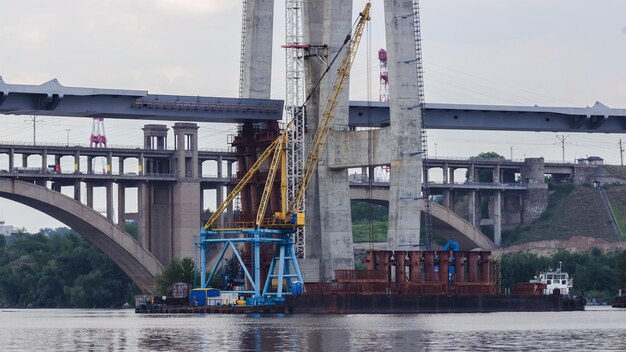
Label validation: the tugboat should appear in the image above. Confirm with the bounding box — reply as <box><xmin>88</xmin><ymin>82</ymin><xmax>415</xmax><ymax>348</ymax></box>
<box><xmin>530</xmin><ymin>263</ymin><xmax>574</xmax><ymax>296</ymax></box>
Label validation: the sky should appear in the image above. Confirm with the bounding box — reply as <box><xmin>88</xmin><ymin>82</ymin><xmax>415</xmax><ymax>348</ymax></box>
<box><xmin>1</xmin><ymin>0</ymin><xmax>626</xmax><ymax>231</ymax></box>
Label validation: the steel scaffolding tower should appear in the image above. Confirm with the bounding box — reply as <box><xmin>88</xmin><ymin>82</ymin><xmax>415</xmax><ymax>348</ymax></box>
<box><xmin>284</xmin><ymin>0</ymin><xmax>306</xmax><ymax>258</ymax></box>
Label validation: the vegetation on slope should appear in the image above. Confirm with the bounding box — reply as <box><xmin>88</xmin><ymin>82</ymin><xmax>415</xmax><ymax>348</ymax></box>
<box><xmin>503</xmin><ymin>183</ymin><xmax>614</xmax><ymax>246</ymax></box>
<box><xmin>603</xmin><ymin>184</ymin><xmax>626</xmax><ymax>239</ymax></box>
<box><xmin>351</xmin><ymin>201</ymin><xmax>388</xmax><ymax>243</ymax></box>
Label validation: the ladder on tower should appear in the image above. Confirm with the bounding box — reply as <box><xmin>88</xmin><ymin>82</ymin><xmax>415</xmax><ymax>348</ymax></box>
<box><xmin>412</xmin><ymin>0</ymin><xmax>433</xmax><ymax>246</ymax></box>
<box><xmin>238</xmin><ymin>0</ymin><xmax>249</xmax><ymax>99</ymax></box>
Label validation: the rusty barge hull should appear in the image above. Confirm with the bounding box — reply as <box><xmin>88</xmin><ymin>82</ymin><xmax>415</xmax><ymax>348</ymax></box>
<box><xmin>286</xmin><ymin>294</ymin><xmax>585</xmax><ymax>314</ymax></box>
<box><xmin>135</xmin><ymin>294</ymin><xmax>584</xmax><ymax>314</ymax></box>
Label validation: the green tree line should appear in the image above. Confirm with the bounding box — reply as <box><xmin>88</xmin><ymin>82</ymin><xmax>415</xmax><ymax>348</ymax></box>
<box><xmin>0</xmin><ymin>228</ymin><xmax>138</xmax><ymax>308</ymax></box>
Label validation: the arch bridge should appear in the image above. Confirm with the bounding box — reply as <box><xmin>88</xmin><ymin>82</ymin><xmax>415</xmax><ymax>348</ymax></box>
<box><xmin>0</xmin><ymin>178</ymin><xmax>162</xmax><ymax>293</ymax></box>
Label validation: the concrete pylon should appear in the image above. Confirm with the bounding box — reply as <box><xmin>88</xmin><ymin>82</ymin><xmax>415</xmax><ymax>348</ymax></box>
<box><xmin>303</xmin><ymin>0</ymin><xmax>355</xmax><ymax>281</ymax></box>
<box><xmin>384</xmin><ymin>0</ymin><xmax>423</xmax><ymax>249</ymax></box>
<box><xmin>241</xmin><ymin>0</ymin><xmax>274</xmax><ymax>99</ymax></box>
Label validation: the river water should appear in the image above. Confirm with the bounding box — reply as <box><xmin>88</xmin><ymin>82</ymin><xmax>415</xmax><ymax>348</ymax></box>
<box><xmin>0</xmin><ymin>307</ymin><xmax>624</xmax><ymax>351</ymax></box>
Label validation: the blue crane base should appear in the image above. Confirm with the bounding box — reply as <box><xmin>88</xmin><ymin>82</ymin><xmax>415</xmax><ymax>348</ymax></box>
<box><xmin>196</xmin><ymin>227</ymin><xmax>304</xmax><ymax>306</ymax></box>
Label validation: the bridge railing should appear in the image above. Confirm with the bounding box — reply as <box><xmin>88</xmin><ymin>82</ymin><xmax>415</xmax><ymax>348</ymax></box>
<box><xmin>348</xmin><ymin>179</ymin><xmax>527</xmax><ymax>189</ymax></box>
<box><xmin>0</xmin><ymin>141</ymin><xmax>232</xmax><ymax>154</ymax></box>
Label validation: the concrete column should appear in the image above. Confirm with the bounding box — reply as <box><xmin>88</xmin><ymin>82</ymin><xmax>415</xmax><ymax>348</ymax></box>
<box><xmin>137</xmin><ymin>182</ymin><xmax>149</xmax><ymax>248</ymax></box>
<box><xmin>173</xmin><ymin>123</ymin><xmax>199</xmax><ymax>179</ymax></box>
<box><xmin>522</xmin><ymin>157</ymin><xmax>548</xmax><ymax>223</ymax></box>
<box><xmin>494</xmin><ymin>191</ymin><xmax>502</xmax><ymax>246</ymax></box>
<box><xmin>86</xmin><ymin>183</ymin><xmax>94</xmax><ymax>208</ymax></box>
<box><xmin>22</xmin><ymin>154</ymin><xmax>28</xmax><ymax>167</ymax></box>
<box><xmin>494</xmin><ymin>164</ymin><xmax>501</xmax><ymax>183</ymax></box>
<box><xmin>9</xmin><ymin>149</ymin><xmax>14</xmax><ymax>171</ymax></box>
<box><xmin>74</xmin><ymin>151</ymin><xmax>80</xmax><ymax>173</ymax></box>
<box><xmin>119</xmin><ymin>157</ymin><xmax>125</xmax><ymax>175</ymax></box>
<box><xmin>241</xmin><ymin>0</ymin><xmax>274</xmax><ymax>99</ymax></box>
<box><xmin>191</xmin><ymin>133</ymin><xmax>198</xmax><ymax>178</ymax></box>
<box><xmin>106</xmin><ymin>182</ymin><xmax>114</xmax><ymax>221</ymax></box>
<box><xmin>138</xmin><ymin>153</ymin><xmax>144</xmax><ymax>175</ymax></box>
<box><xmin>450</xmin><ymin>167</ymin><xmax>455</xmax><ymax>184</ymax></box>
<box><xmin>385</xmin><ymin>0</ymin><xmax>423</xmax><ymax>249</ymax></box>
<box><xmin>41</xmin><ymin>150</ymin><xmax>47</xmax><ymax>169</ymax></box>
<box><xmin>217</xmin><ymin>156</ymin><xmax>223</xmax><ymax>179</ymax></box>
<box><xmin>118</xmin><ymin>183</ymin><xmax>126</xmax><ymax>225</ymax></box>
<box><xmin>469</xmin><ymin>191</ymin><xmax>476</xmax><ymax>226</ymax></box>
<box><xmin>443</xmin><ymin>163</ymin><xmax>449</xmax><ymax>184</ymax></box>
<box><xmin>107</xmin><ymin>152</ymin><xmax>113</xmax><ymax>175</ymax></box>
<box><xmin>87</xmin><ymin>156</ymin><xmax>93</xmax><ymax>174</ymax></box>
<box><xmin>73</xmin><ymin>180</ymin><xmax>81</xmax><ymax>201</ymax></box>
<box><xmin>303</xmin><ymin>0</ymin><xmax>355</xmax><ymax>281</ymax></box>
<box><xmin>176</xmin><ymin>133</ymin><xmax>185</xmax><ymax>177</ymax></box>
<box><xmin>468</xmin><ymin>165</ymin><xmax>475</xmax><ymax>182</ymax></box>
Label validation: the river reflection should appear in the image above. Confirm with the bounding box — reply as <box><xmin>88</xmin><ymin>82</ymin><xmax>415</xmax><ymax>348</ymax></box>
<box><xmin>0</xmin><ymin>308</ymin><xmax>624</xmax><ymax>351</ymax></box>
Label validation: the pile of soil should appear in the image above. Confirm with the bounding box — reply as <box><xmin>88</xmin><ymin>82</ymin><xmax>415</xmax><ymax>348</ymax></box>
<box><xmin>496</xmin><ymin>235</ymin><xmax>626</xmax><ymax>256</ymax></box>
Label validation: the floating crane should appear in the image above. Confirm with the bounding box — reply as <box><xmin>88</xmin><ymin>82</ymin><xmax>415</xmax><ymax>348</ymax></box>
<box><xmin>196</xmin><ymin>2</ymin><xmax>371</xmax><ymax>306</ymax></box>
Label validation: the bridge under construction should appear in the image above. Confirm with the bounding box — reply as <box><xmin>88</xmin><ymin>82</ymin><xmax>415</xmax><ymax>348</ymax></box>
<box><xmin>2</xmin><ymin>0</ymin><xmax>626</xmax><ymax>294</ymax></box>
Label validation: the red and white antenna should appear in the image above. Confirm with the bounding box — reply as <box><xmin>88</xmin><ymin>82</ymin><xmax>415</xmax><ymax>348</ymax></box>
<box><xmin>89</xmin><ymin>117</ymin><xmax>107</xmax><ymax>174</ymax></box>
<box><xmin>378</xmin><ymin>48</ymin><xmax>389</xmax><ymax>102</ymax></box>
<box><xmin>90</xmin><ymin>117</ymin><xmax>107</xmax><ymax>147</ymax></box>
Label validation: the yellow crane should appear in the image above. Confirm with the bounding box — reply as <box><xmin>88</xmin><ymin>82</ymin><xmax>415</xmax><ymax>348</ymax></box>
<box><xmin>198</xmin><ymin>2</ymin><xmax>371</xmax><ymax>304</ymax></box>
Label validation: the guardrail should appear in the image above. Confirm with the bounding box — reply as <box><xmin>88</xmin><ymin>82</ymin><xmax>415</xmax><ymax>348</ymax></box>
<box><xmin>0</xmin><ymin>141</ymin><xmax>231</xmax><ymax>154</ymax></box>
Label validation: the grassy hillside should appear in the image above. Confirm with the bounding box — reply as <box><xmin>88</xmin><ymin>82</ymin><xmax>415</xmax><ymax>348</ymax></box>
<box><xmin>604</xmin><ymin>165</ymin><xmax>626</xmax><ymax>178</ymax></box>
<box><xmin>503</xmin><ymin>184</ymin><xmax>615</xmax><ymax>246</ymax></box>
<box><xmin>604</xmin><ymin>184</ymin><xmax>626</xmax><ymax>238</ymax></box>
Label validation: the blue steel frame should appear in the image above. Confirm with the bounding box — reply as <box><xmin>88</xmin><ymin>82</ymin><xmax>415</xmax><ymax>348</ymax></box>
<box><xmin>197</xmin><ymin>227</ymin><xmax>304</xmax><ymax>305</ymax></box>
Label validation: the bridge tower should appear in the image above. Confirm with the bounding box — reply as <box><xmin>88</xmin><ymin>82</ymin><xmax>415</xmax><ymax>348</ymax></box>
<box><xmin>137</xmin><ymin>123</ymin><xmax>199</xmax><ymax>265</ymax></box>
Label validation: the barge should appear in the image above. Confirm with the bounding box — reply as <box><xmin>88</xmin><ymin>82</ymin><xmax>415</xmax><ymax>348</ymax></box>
<box><xmin>136</xmin><ymin>249</ymin><xmax>585</xmax><ymax>314</ymax></box>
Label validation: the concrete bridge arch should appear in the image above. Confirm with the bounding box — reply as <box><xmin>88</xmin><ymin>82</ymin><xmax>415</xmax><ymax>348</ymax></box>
<box><xmin>0</xmin><ymin>179</ymin><xmax>162</xmax><ymax>294</ymax></box>
<box><xmin>350</xmin><ymin>187</ymin><xmax>496</xmax><ymax>250</ymax></box>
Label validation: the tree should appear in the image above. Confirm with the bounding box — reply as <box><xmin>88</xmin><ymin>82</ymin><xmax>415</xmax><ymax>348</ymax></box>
<box><xmin>0</xmin><ymin>229</ymin><xmax>138</xmax><ymax>308</ymax></box>
<box><xmin>466</xmin><ymin>152</ymin><xmax>505</xmax><ymax>182</ymax></box>
<box><xmin>155</xmin><ymin>257</ymin><xmax>196</xmax><ymax>295</ymax></box>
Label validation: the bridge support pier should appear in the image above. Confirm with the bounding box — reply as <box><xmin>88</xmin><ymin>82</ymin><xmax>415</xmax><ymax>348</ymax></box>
<box><xmin>494</xmin><ymin>191</ymin><xmax>502</xmax><ymax>246</ymax></box>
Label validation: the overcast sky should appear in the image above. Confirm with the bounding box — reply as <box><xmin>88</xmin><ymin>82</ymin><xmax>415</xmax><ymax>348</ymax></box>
<box><xmin>1</xmin><ymin>0</ymin><xmax>626</xmax><ymax>231</ymax></box>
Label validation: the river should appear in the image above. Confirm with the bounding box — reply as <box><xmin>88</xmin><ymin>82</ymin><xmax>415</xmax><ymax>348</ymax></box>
<box><xmin>0</xmin><ymin>307</ymin><xmax>624</xmax><ymax>351</ymax></box>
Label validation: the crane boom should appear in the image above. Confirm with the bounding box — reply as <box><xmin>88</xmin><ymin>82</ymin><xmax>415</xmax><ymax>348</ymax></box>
<box><xmin>291</xmin><ymin>3</ymin><xmax>371</xmax><ymax>214</ymax></box>
<box><xmin>255</xmin><ymin>133</ymin><xmax>286</xmax><ymax>227</ymax></box>
<box><xmin>203</xmin><ymin>135</ymin><xmax>281</xmax><ymax>230</ymax></box>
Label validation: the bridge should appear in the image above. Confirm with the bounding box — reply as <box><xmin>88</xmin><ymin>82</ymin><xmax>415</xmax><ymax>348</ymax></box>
<box><xmin>0</xmin><ymin>125</ymin><xmax>608</xmax><ymax>292</ymax></box>
<box><xmin>2</xmin><ymin>0</ymin><xmax>625</xmax><ymax>290</ymax></box>
<box><xmin>3</xmin><ymin>77</ymin><xmax>626</xmax><ymax>133</ymax></box>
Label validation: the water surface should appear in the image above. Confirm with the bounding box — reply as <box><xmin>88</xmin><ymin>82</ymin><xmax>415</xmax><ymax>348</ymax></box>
<box><xmin>1</xmin><ymin>307</ymin><xmax>624</xmax><ymax>351</ymax></box>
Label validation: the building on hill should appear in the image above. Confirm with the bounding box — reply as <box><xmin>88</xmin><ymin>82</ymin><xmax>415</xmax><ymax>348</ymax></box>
<box><xmin>576</xmin><ymin>156</ymin><xmax>604</xmax><ymax>165</ymax></box>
